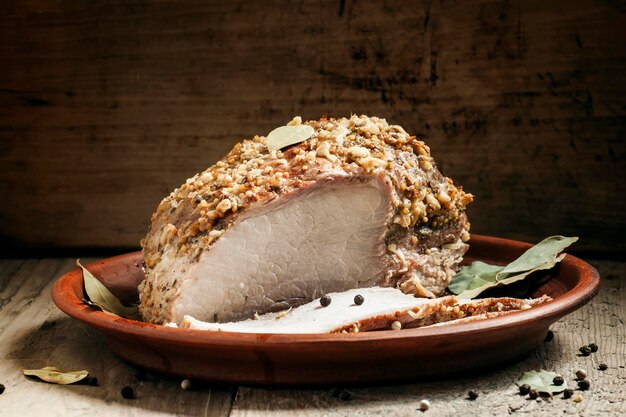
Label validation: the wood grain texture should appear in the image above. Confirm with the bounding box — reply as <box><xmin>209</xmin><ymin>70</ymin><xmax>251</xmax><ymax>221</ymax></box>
<box><xmin>0</xmin><ymin>258</ymin><xmax>623</xmax><ymax>416</ymax></box>
<box><xmin>0</xmin><ymin>258</ymin><xmax>235</xmax><ymax>417</ymax></box>
<box><xmin>0</xmin><ymin>0</ymin><xmax>625</xmax><ymax>252</ymax></box>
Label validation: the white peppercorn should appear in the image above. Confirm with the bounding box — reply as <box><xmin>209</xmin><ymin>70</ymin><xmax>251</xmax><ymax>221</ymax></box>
<box><xmin>418</xmin><ymin>399</ymin><xmax>430</xmax><ymax>411</ymax></box>
<box><xmin>181</xmin><ymin>379</ymin><xmax>192</xmax><ymax>390</ymax></box>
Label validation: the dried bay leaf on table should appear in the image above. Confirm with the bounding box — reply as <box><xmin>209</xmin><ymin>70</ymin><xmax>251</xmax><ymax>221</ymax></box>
<box><xmin>77</xmin><ymin>260</ymin><xmax>140</xmax><ymax>320</ymax></box>
<box><xmin>266</xmin><ymin>125</ymin><xmax>314</xmax><ymax>152</ymax></box>
<box><xmin>517</xmin><ymin>370</ymin><xmax>567</xmax><ymax>395</ymax></box>
<box><xmin>448</xmin><ymin>236</ymin><xmax>578</xmax><ymax>299</ymax></box>
<box><xmin>22</xmin><ymin>367</ymin><xmax>89</xmax><ymax>385</ymax></box>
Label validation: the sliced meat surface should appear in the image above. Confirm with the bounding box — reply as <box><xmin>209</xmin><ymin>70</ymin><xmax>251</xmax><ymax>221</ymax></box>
<box><xmin>168</xmin><ymin>177</ymin><xmax>391</xmax><ymax>323</ymax></box>
<box><xmin>175</xmin><ymin>287</ymin><xmax>552</xmax><ymax>334</ymax></box>
<box><xmin>139</xmin><ymin>115</ymin><xmax>473</xmax><ymax>324</ymax></box>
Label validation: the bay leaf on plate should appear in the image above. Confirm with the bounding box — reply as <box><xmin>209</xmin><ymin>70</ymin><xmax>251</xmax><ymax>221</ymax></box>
<box><xmin>22</xmin><ymin>367</ymin><xmax>88</xmax><ymax>385</ymax></box>
<box><xmin>78</xmin><ymin>259</ymin><xmax>140</xmax><ymax>320</ymax></box>
<box><xmin>449</xmin><ymin>235</ymin><xmax>578</xmax><ymax>299</ymax></box>
<box><xmin>267</xmin><ymin>125</ymin><xmax>314</xmax><ymax>153</ymax></box>
<box><xmin>498</xmin><ymin>235</ymin><xmax>578</xmax><ymax>276</ymax></box>
<box><xmin>447</xmin><ymin>261</ymin><xmax>503</xmax><ymax>295</ymax></box>
<box><xmin>517</xmin><ymin>370</ymin><xmax>567</xmax><ymax>395</ymax></box>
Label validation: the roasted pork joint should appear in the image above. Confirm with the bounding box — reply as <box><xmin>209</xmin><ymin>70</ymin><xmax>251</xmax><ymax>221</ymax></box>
<box><xmin>139</xmin><ymin>115</ymin><xmax>473</xmax><ymax>324</ymax></box>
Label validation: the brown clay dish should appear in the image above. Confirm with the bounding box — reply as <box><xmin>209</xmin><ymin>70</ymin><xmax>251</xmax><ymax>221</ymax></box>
<box><xmin>51</xmin><ymin>235</ymin><xmax>600</xmax><ymax>386</ymax></box>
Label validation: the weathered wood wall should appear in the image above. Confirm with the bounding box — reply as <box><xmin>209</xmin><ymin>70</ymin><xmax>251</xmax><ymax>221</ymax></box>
<box><xmin>0</xmin><ymin>0</ymin><xmax>624</xmax><ymax>253</ymax></box>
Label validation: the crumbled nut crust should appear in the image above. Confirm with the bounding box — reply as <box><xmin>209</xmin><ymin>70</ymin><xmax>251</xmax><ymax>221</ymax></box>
<box><xmin>334</xmin><ymin>295</ymin><xmax>552</xmax><ymax>333</ymax></box>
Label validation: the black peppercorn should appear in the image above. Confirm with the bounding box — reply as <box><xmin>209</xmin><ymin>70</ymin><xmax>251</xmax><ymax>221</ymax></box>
<box><xmin>578</xmin><ymin>380</ymin><xmax>590</xmax><ymax>390</ymax></box>
<box><xmin>320</xmin><ymin>295</ymin><xmax>331</xmax><ymax>307</ymax></box>
<box><xmin>579</xmin><ymin>346</ymin><xmax>592</xmax><ymax>356</ymax></box>
<box><xmin>468</xmin><ymin>390</ymin><xmax>479</xmax><ymax>400</ymax></box>
<box><xmin>519</xmin><ymin>384</ymin><xmax>531</xmax><ymax>395</ymax></box>
<box><xmin>553</xmin><ymin>376</ymin><xmax>565</xmax><ymax>386</ymax></box>
<box><xmin>528</xmin><ymin>389</ymin><xmax>539</xmax><ymax>399</ymax></box>
<box><xmin>544</xmin><ymin>330</ymin><xmax>554</xmax><ymax>342</ymax></box>
<box><xmin>354</xmin><ymin>294</ymin><xmax>364</xmax><ymax>305</ymax></box>
<box><xmin>121</xmin><ymin>386</ymin><xmax>135</xmax><ymax>399</ymax></box>
<box><xmin>87</xmin><ymin>377</ymin><xmax>98</xmax><ymax>386</ymax></box>
<box><xmin>0</xmin><ymin>383</ymin><xmax>5</xmax><ymax>395</ymax></box>
<box><xmin>598</xmin><ymin>363</ymin><xmax>608</xmax><ymax>371</ymax></box>
<box><xmin>588</xmin><ymin>343</ymin><xmax>598</xmax><ymax>352</ymax></box>
<box><xmin>133</xmin><ymin>369</ymin><xmax>147</xmax><ymax>381</ymax></box>
<box><xmin>563</xmin><ymin>389</ymin><xmax>573</xmax><ymax>399</ymax></box>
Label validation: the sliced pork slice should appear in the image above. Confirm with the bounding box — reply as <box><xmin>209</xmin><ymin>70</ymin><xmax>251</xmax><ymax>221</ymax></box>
<box><xmin>179</xmin><ymin>287</ymin><xmax>458</xmax><ymax>333</ymax></box>
<box><xmin>139</xmin><ymin>115</ymin><xmax>473</xmax><ymax>324</ymax></box>
<box><xmin>175</xmin><ymin>288</ymin><xmax>552</xmax><ymax>334</ymax></box>
<box><xmin>405</xmin><ymin>294</ymin><xmax>553</xmax><ymax>329</ymax></box>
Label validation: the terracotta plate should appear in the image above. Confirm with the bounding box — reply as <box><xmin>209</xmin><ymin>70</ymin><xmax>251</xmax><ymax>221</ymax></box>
<box><xmin>51</xmin><ymin>235</ymin><xmax>599</xmax><ymax>386</ymax></box>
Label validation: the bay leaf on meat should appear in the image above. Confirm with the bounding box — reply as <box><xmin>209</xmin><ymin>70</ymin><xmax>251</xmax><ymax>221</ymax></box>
<box><xmin>266</xmin><ymin>125</ymin><xmax>314</xmax><ymax>153</ymax></box>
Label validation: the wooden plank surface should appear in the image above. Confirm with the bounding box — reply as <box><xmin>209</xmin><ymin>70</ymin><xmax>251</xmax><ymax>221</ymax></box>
<box><xmin>0</xmin><ymin>257</ymin><xmax>623</xmax><ymax>416</ymax></box>
<box><xmin>0</xmin><ymin>0</ymin><xmax>625</xmax><ymax>253</ymax></box>
<box><xmin>0</xmin><ymin>258</ymin><xmax>235</xmax><ymax>417</ymax></box>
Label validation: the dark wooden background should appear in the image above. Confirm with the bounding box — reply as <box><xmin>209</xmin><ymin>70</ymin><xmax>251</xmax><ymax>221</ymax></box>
<box><xmin>1</xmin><ymin>0</ymin><xmax>624</xmax><ymax>255</ymax></box>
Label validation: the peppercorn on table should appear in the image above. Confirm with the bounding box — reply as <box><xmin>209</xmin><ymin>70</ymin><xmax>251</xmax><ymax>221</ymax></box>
<box><xmin>0</xmin><ymin>258</ymin><xmax>623</xmax><ymax>417</ymax></box>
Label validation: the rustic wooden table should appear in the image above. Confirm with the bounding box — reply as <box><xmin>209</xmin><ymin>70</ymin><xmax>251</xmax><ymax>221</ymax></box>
<box><xmin>0</xmin><ymin>258</ymin><xmax>623</xmax><ymax>417</ymax></box>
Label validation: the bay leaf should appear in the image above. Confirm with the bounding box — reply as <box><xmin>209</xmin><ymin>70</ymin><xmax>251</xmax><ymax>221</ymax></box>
<box><xmin>498</xmin><ymin>236</ymin><xmax>578</xmax><ymax>276</ymax></box>
<box><xmin>517</xmin><ymin>370</ymin><xmax>567</xmax><ymax>395</ymax></box>
<box><xmin>267</xmin><ymin>125</ymin><xmax>314</xmax><ymax>153</ymax></box>
<box><xmin>449</xmin><ymin>235</ymin><xmax>578</xmax><ymax>299</ymax></box>
<box><xmin>446</xmin><ymin>261</ymin><xmax>503</xmax><ymax>295</ymax></box>
<box><xmin>23</xmin><ymin>366</ymin><xmax>89</xmax><ymax>385</ymax></box>
<box><xmin>78</xmin><ymin>260</ymin><xmax>140</xmax><ymax>320</ymax></box>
